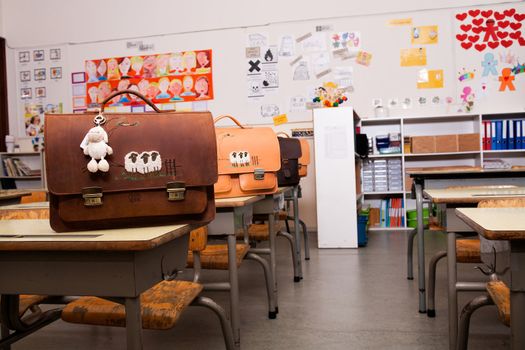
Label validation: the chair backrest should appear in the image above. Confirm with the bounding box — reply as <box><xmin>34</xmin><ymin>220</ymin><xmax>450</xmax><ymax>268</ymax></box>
<box><xmin>478</xmin><ymin>198</ymin><xmax>525</xmax><ymax>208</ymax></box>
<box><xmin>20</xmin><ymin>191</ymin><xmax>48</xmax><ymax>204</ymax></box>
<box><xmin>188</xmin><ymin>226</ymin><xmax>208</xmax><ymax>252</ymax></box>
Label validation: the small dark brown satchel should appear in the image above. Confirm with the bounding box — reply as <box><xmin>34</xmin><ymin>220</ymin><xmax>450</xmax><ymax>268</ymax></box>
<box><xmin>276</xmin><ymin>132</ymin><xmax>302</xmax><ymax>187</ymax></box>
<box><xmin>45</xmin><ymin>90</ymin><xmax>218</xmax><ymax>232</ymax></box>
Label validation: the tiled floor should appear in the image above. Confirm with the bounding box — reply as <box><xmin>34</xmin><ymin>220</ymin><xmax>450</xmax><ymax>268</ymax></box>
<box><xmin>13</xmin><ymin>229</ymin><xmax>509</xmax><ymax>349</ymax></box>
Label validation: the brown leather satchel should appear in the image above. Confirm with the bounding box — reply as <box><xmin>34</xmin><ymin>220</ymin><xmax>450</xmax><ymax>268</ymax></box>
<box><xmin>214</xmin><ymin>115</ymin><xmax>280</xmax><ymax>198</ymax></box>
<box><xmin>45</xmin><ymin>90</ymin><xmax>218</xmax><ymax>232</ymax></box>
<box><xmin>298</xmin><ymin>139</ymin><xmax>311</xmax><ymax>177</ymax></box>
<box><xmin>276</xmin><ymin>132</ymin><xmax>302</xmax><ymax>187</ymax></box>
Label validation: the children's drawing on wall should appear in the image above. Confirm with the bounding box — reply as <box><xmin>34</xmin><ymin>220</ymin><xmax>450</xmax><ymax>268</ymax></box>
<box><xmin>481</xmin><ymin>53</ymin><xmax>499</xmax><ymax>76</ymax></box>
<box><xmin>401</xmin><ymin>97</ymin><xmax>412</xmax><ymax>109</ymax></box>
<box><xmin>301</xmin><ymin>32</ymin><xmax>328</xmax><ymax>53</ymax></box>
<box><xmin>332</xmin><ymin>66</ymin><xmax>353</xmax><ymax>90</ymax></box>
<box><xmin>458</xmin><ymin>68</ymin><xmax>476</xmax><ymax>82</ymax></box>
<box><xmin>309</xmin><ymin>51</ymin><xmax>331</xmax><ymax>75</ymax></box>
<box><xmin>417</xmin><ymin>69</ymin><xmax>444</xmax><ymax>89</ymax></box>
<box><xmin>411</xmin><ymin>25</ymin><xmax>438</xmax><ymax>45</ymax></box>
<box><xmin>460</xmin><ymin>86</ymin><xmax>475</xmax><ymax>112</ymax></box>
<box><xmin>455</xmin><ymin>8</ymin><xmax>525</xmax><ymax>51</ymax></box>
<box><xmin>247</xmin><ymin>78</ymin><xmax>264</xmax><ymax>99</ymax></box>
<box><xmin>260</xmin><ymin>104</ymin><xmax>280</xmax><ymax>118</ymax></box>
<box><xmin>279</xmin><ymin>35</ymin><xmax>295</xmax><ymax>58</ymax></box>
<box><xmin>356</xmin><ymin>50</ymin><xmax>372</xmax><ymax>66</ymax></box>
<box><xmin>85</xmin><ymin>50</ymin><xmax>213</xmax><ymax>108</ymax></box>
<box><xmin>289</xmin><ymin>96</ymin><xmax>307</xmax><ymax>112</ymax></box>
<box><xmin>293</xmin><ymin>61</ymin><xmax>310</xmax><ymax>81</ymax></box>
<box><xmin>400</xmin><ymin>48</ymin><xmax>427</xmax><ymax>66</ymax></box>
<box><xmin>247</xmin><ymin>32</ymin><xmax>269</xmax><ymax>47</ymax></box>
<box><xmin>330</xmin><ymin>32</ymin><xmax>360</xmax><ymax>51</ymax></box>
<box><xmin>499</xmin><ymin>67</ymin><xmax>516</xmax><ymax>91</ymax></box>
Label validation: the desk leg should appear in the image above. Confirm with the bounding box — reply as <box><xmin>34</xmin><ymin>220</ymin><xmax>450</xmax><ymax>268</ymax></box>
<box><xmin>292</xmin><ymin>186</ymin><xmax>303</xmax><ymax>280</ymax></box>
<box><xmin>510</xmin><ymin>241</ymin><xmax>525</xmax><ymax>350</ymax></box>
<box><xmin>125</xmin><ymin>297</ymin><xmax>143</xmax><ymax>350</ymax></box>
<box><xmin>268</xmin><ymin>213</ymin><xmax>278</xmax><ymax>312</ymax></box>
<box><xmin>415</xmin><ymin>183</ymin><xmax>427</xmax><ymax>313</ymax></box>
<box><xmin>447</xmin><ymin>231</ymin><xmax>457</xmax><ymax>350</ymax></box>
<box><xmin>227</xmin><ymin>234</ymin><xmax>241</xmax><ymax>348</ymax></box>
<box><xmin>0</xmin><ymin>323</ymin><xmax>10</xmax><ymax>350</ymax></box>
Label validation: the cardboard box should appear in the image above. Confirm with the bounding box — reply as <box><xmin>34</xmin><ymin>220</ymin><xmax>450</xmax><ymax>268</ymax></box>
<box><xmin>410</xmin><ymin>136</ymin><xmax>435</xmax><ymax>154</ymax></box>
<box><xmin>435</xmin><ymin>134</ymin><xmax>458</xmax><ymax>153</ymax></box>
<box><xmin>458</xmin><ymin>133</ymin><xmax>480</xmax><ymax>151</ymax></box>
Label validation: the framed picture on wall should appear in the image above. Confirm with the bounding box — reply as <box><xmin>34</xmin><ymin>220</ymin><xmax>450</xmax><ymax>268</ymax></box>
<box><xmin>73</xmin><ymin>96</ymin><xmax>86</xmax><ymax>108</ymax></box>
<box><xmin>131</xmin><ymin>105</ymin><xmax>145</xmax><ymax>113</ymax></box>
<box><xmin>71</xmin><ymin>72</ymin><xmax>86</xmax><ymax>84</ymax></box>
<box><xmin>34</xmin><ymin>68</ymin><xmax>46</xmax><ymax>81</ymax></box>
<box><xmin>50</xmin><ymin>67</ymin><xmax>62</xmax><ymax>79</ymax></box>
<box><xmin>72</xmin><ymin>84</ymin><xmax>86</xmax><ymax>96</ymax></box>
<box><xmin>33</xmin><ymin>50</ymin><xmax>44</xmax><ymax>61</ymax></box>
<box><xmin>20</xmin><ymin>71</ymin><xmax>31</xmax><ymax>82</ymax></box>
<box><xmin>20</xmin><ymin>88</ymin><xmax>32</xmax><ymax>99</ymax></box>
<box><xmin>18</xmin><ymin>51</ymin><xmax>30</xmax><ymax>63</ymax></box>
<box><xmin>50</xmin><ymin>48</ymin><xmax>61</xmax><ymax>60</ymax></box>
<box><xmin>35</xmin><ymin>87</ymin><xmax>46</xmax><ymax>98</ymax></box>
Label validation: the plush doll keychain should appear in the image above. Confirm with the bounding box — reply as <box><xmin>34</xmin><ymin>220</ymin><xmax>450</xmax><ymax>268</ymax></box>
<box><xmin>80</xmin><ymin>111</ymin><xmax>113</xmax><ymax>173</ymax></box>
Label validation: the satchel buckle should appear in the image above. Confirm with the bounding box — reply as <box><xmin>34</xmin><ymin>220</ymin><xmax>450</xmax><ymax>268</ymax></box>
<box><xmin>254</xmin><ymin>169</ymin><xmax>265</xmax><ymax>180</ymax></box>
<box><xmin>167</xmin><ymin>182</ymin><xmax>186</xmax><ymax>201</ymax></box>
<box><xmin>82</xmin><ymin>187</ymin><xmax>103</xmax><ymax>206</ymax></box>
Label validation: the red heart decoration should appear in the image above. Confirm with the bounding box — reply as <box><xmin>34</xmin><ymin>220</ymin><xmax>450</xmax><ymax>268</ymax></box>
<box><xmin>469</xmin><ymin>9</ymin><xmax>480</xmax><ymax>17</ymax></box>
<box><xmin>504</xmin><ymin>9</ymin><xmax>516</xmax><ymax>17</ymax></box>
<box><xmin>460</xmin><ymin>24</ymin><xmax>472</xmax><ymax>32</ymax></box>
<box><xmin>468</xmin><ymin>35</ymin><xmax>480</xmax><ymax>42</ymax></box>
<box><xmin>472</xmin><ymin>27</ymin><xmax>483</xmax><ymax>34</ymax></box>
<box><xmin>515</xmin><ymin>13</ymin><xmax>525</xmax><ymax>22</ymax></box>
<box><xmin>495</xmin><ymin>12</ymin><xmax>505</xmax><ymax>20</ymax></box>
<box><xmin>510</xmin><ymin>22</ymin><xmax>522</xmax><ymax>30</ymax></box>
<box><xmin>488</xmin><ymin>41</ymin><xmax>499</xmax><ymax>49</ymax></box>
<box><xmin>475</xmin><ymin>43</ymin><xmax>486</xmax><ymax>51</ymax></box>
<box><xmin>510</xmin><ymin>31</ymin><xmax>522</xmax><ymax>39</ymax></box>
<box><xmin>456</xmin><ymin>13</ymin><xmax>468</xmax><ymax>21</ymax></box>
<box><xmin>456</xmin><ymin>34</ymin><xmax>468</xmax><ymax>41</ymax></box>
<box><xmin>481</xmin><ymin>10</ymin><xmax>493</xmax><ymax>18</ymax></box>
<box><xmin>501</xmin><ymin>40</ymin><xmax>513</xmax><ymax>48</ymax></box>
<box><xmin>519</xmin><ymin>37</ymin><xmax>525</xmax><ymax>46</ymax></box>
<box><xmin>461</xmin><ymin>42</ymin><xmax>473</xmax><ymax>49</ymax></box>
<box><xmin>497</xmin><ymin>31</ymin><xmax>509</xmax><ymax>39</ymax></box>
<box><xmin>472</xmin><ymin>18</ymin><xmax>484</xmax><ymax>26</ymax></box>
<box><xmin>498</xmin><ymin>20</ymin><xmax>510</xmax><ymax>28</ymax></box>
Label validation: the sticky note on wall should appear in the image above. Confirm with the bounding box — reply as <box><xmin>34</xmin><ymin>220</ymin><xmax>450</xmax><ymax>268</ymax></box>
<box><xmin>417</xmin><ymin>69</ymin><xmax>444</xmax><ymax>89</ymax></box>
<box><xmin>273</xmin><ymin>114</ymin><xmax>288</xmax><ymax>126</ymax></box>
<box><xmin>400</xmin><ymin>48</ymin><xmax>427</xmax><ymax>67</ymax></box>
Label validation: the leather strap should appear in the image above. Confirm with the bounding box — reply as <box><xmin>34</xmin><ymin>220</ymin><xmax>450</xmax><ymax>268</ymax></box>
<box><xmin>100</xmin><ymin>89</ymin><xmax>161</xmax><ymax>113</ymax></box>
<box><xmin>213</xmin><ymin>115</ymin><xmax>248</xmax><ymax>129</ymax></box>
<box><xmin>276</xmin><ymin>132</ymin><xmax>290</xmax><ymax>138</ymax></box>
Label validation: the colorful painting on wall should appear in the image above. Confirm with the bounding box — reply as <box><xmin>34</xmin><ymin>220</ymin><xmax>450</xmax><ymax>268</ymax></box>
<box><xmin>85</xmin><ymin>50</ymin><xmax>213</xmax><ymax>108</ymax></box>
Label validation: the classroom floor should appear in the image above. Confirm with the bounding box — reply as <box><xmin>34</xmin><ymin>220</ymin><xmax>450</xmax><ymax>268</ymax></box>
<box><xmin>15</xmin><ymin>230</ymin><xmax>509</xmax><ymax>349</ymax></box>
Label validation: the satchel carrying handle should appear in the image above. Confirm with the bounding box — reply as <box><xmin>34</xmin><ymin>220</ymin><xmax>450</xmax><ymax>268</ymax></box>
<box><xmin>100</xmin><ymin>89</ymin><xmax>161</xmax><ymax>113</ymax></box>
<box><xmin>276</xmin><ymin>132</ymin><xmax>290</xmax><ymax>138</ymax></box>
<box><xmin>213</xmin><ymin>115</ymin><xmax>247</xmax><ymax>129</ymax></box>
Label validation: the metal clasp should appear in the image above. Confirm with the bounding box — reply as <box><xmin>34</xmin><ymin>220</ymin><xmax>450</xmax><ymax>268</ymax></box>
<box><xmin>254</xmin><ymin>169</ymin><xmax>265</xmax><ymax>180</ymax></box>
<box><xmin>167</xmin><ymin>182</ymin><xmax>186</xmax><ymax>201</ymax></box>
<box><xmin>82</xmin><ymin>187</ymin><xmax>103</xmax><ymax>206</ymax></box>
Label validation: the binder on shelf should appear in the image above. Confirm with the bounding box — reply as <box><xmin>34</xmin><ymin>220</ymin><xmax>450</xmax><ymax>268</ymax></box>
<box><xmin>486</xmin><ymin>121</ymin><xmax>492</xmax><ymax>150</ymax></box>
<box><xmin>521</xmin><ymin>120</ymin><xmax>525</xmax><ymax>149</ymax></box>
<box><xmin>508</xmin><ymin>119</ymin><xmax>515</xmax><ymax>150</ymax></box>
<box><xmin>482</xmin><ymin>121</ymin><xmax>488</xmax><ymax>150</ymax></box>
<box><xmin>501</xmin><ymin>120</ymin><xmax>508</xmax><ymax>150</ymax></box>
<box><xmin>494</xmin><ymin>120</ymin><xmax>503</xmax><ymax>150</ymax></box>
<box><xmin>491</xmin><ymin>120</ymin><xmax>497</xmax><ymax>150</ymax></box>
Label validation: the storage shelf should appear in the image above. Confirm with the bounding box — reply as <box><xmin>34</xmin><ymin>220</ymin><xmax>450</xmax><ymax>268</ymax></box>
<box><xmin>0</xmin><ymin>152</ymin><xmax>41</xmax><ymax>156</ymax></box>
<box><xmin>363</xmin><ymin>191</ymin><xmax>405</xmax><ymax>195</ymax></box>
<box><xmin>402</xmin><ymin>113</ymin><xmax>480</xmax><ymax>122</ymax></box>
<box><xmin>368</xmin><ymin>226</ymin><xmax>410</xmax><ymax>231</ymax></box>
<box><xmin>404</xmin><ymin>151</ymin><xmax>480</xmax><ymax>158</ymax></box>
<box><xmin>0</xmin><ymin>176</ymin><xmax>41</xmax><ymax>180</ymax></box>
<box><xmin>368</xmin><ymin>153</ymin><xmax>402</xmax><ymax>158</ymax></box>
<box><xmin>361</xmin><ymin>117</ymin><xmax>402</xmax><ymax>124</ymax></box>
<box><xmin>483</xmin><ymin>149</ymin><xmax>525</xmax><ymax>154</ymax></box>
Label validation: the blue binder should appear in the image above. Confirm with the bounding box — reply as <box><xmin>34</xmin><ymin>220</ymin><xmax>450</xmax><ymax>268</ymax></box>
<box><xmin>508</xmin><ymin>120</ymin><xmax>515</xmax><ymax>150</ymax></box>
<box><xmin>521</xmin><ymin>120</ymin><xmax>525</xmax><ymax>150</ymax></box>
<box><xmin>491</xmin><ymin>121</ymin><xmax>497</xmax><ymax>150</ymax></box>
<box><xmin>495</xmin><ymin>120</ymin><xmax>503</xmax><ymax>150</ymax></box>
<box><xmin>502</xmin><ymin>120</ymin><xmax>508</xmax><ymax>150</ymax></box>
<box><xmin>514</xmin><ymin>120</ymin><xmax>521</xmax><ymax>150</ymax></box>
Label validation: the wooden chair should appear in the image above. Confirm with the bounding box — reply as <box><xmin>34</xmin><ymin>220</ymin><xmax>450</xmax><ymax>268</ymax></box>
<box><xmin>61</xmin><ymin>226</ymin><xmax>235</xmax><ymax>349</ymax></box>
<box><xmin>19</xmin><ymin>191</ymin><xmax>47</xmax><ymax>204</ymax></box>
<box><xmin>456</xmin><ymin>198</ymin><xmax>525</xmax><ymax>350</ymax></box>
<box><xmin>426</xmin><ymin>188</ymin><xmax>521</xmax><ymax>317</ymax></box>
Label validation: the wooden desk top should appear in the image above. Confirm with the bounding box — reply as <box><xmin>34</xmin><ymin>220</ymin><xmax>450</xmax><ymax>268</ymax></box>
<box><xmin>0</xmin><ymin>190</ymin><xmax>31</xmax><ymax>201</ymax></box>
<box><xmin>0</xmin><ymin>202</ymin><xmax>49</xmax><ymax>210</ymax></box>
<box><xmin>456</xmin><ymin>208</ymin><xmax>525</xmax><ymax>240</ymax></box>
<box><xmin>424</xmin><ymin>187</ymin><xmax>525</xmax><ymax>204</ymax></box>
<box><xmin>0</xmin><ymin>220</ymin><xmax>192</xmax><ymax>251</ymax></box>
<box><xmin>408</xmin><ymin>168</ymin><xmax>525</xmax><ymax>179</ymax></box>
<box><xmin>215</xmin><ymin>195</ymin><xmax>264</xmax><ymax>208</ymax></box>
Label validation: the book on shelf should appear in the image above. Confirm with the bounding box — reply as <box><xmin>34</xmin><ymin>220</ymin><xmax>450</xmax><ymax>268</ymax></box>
<box><xmin>2</xmin><ymin>158</ymin><xmax>37</xmax><ymax>177</ymax></box>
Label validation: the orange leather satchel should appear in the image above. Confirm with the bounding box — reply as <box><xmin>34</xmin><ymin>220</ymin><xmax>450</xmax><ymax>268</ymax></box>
<box><xmin>214</xmin><ymin>115</ymin><xmax>280</xmax><ymax>198</ymax></box>
<box><xmin>298</xmin><ymin>139</ymin><xmax>311</xmax><ymax>177</ymax></box>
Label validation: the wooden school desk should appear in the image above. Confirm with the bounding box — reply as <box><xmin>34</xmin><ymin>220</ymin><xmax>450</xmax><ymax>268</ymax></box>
<box><xmin>0</xmin><ymin>220</ymin><xmax>194</xmax><ymax>350</ymax></box>
<box><xmin>408</xmin><ymin>168</ymin><xmax>525</xmax><ymax>314</ymax></box>
<box><xmin>425</xmin><ymin>187</ymin><xmax>525</xmax><ymax>350</ymax></box>
<box><xmin>456</xmin><ymin>207</ymin><xmax>525</xmax><ymax>350</ymax></box>
<box><xmin>0</xmin><ymin>190</ymin><xmax>30</xmax><ymax>206</ymax></box>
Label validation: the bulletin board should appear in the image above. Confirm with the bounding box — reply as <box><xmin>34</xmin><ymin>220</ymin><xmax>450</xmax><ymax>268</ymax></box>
<box><xmin>9</xmin><ymin>2</ymin><xmax>525</xmax><ymax>135</ymax></box>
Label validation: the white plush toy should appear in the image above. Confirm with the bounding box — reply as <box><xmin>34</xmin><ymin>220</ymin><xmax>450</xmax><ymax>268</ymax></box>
<box><xmin>80</xmin><ymin>125</ymin><xmax>113</xmax><ymax>173</ymax></box>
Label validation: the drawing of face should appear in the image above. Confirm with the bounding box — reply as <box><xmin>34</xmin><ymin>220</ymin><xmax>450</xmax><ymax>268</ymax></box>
<box><xmin>131</xmin><ymin>56</ymin><xmax>144</xmax><ymax>76</ymax></box>
<box><xmin>88</xmin><ymin>86</ymin><xmax>99</xmax><ymax>103</ymax></box>
<box><xmin>97</xmin><ymin>82</ymin><xmax>112</xmax><ymax>102</ymax></box>
<box><xmin>195</xmin><ymin>77</ymin><xmax>209</xmax><ymax>96</ymax></box>
<box><xmin>158</xmin><ymin>77</ymin><xmax>170</xmax><ymax>93</ymax></box>
<box><xmin>86</xmin><ymin>61</ymin><xmax>97</xmax><ymax>81</ymax></box>
<box><xmin>146</xmin><ymin>82</ymin><xmax>160</xmax><ymax>100</ymax></box>
<box><xmin>168</xmin><ymin>79</ymin><xmax>183</xmax><ymax>96</ymax></box>
<box><xmin>156</xmin><ymin>55</ymin><xmax>169</xmax><ymax>75</ymax></box>
<box><xmin>119</xmin><ymin>57</ymin><xmax>131</xmax><ymax>76</ymax></box>
<box><xmin>183</xmin><ymin>51</ymin><xmax>196</xmax><ymax>72</ymax></box>
<box><xmin>183</xmin><ymin>76</ymin><xmax>194</xmax><ymax>92</ymax></box>
<box><xmin>117</xmin><ymin>79</ymin><xmax>130</xmax><ymax>91</ymax></box>
<box><xmin>128</xmin><ymin>84</ymin><xmax>139</xmax><ymax>100</ymax></box>
<box><xmin>97</xmin><ymin>60</ymin><xmax>107</xmax><ymax>77</ymax></box>
<box><xmin>143</xmin><ymin>55</ymin><xmax>157</xmax><ymax>77</ymax></box>
<box><xmin>138</xmin><ymin>79</ymin><xmax>150</xmax><ymax>95</ymax></box>
<box><xmin>196</xmin><ymin>51</ymin><xmax>209</xmax><ymax>68</ymax></box>
<box><xmin>169</xmin><ymin>53</ymin><xmax>183</xmax><ymax>73</ymax></box>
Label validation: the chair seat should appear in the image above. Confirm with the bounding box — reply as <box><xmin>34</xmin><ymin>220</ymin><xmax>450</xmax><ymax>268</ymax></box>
<box><xmin>61</xmin><ymin>280</ymin><xmax>203</xmax><ymax>330</ymax></box>
<box><xmin>187</xmin><ymin>243</ymin><xmax>250</xmax><ymax>270</ymax></box>
<box><xmin>241</xmin><ymin>223</ymin><xmax>282</xmax><ymax>241</ymax></box>
<box><xmin>19</xmin><ymin>295</ymin><xmax>48</xmax><ymax>316</ymax></box>
<box><xmin>487</xmin><ymin>281</ymin><xmax>510</xmax><ymax>327</ymax></box>
<box><xmin>456</xmin><ymin>239</ymin><xmax>482</xmax><ymax>263</ymax></box>
<box><xmin>278</xmin><ymin>211</ymin><xmax>289</xmax><ymax>220</ymax></box>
